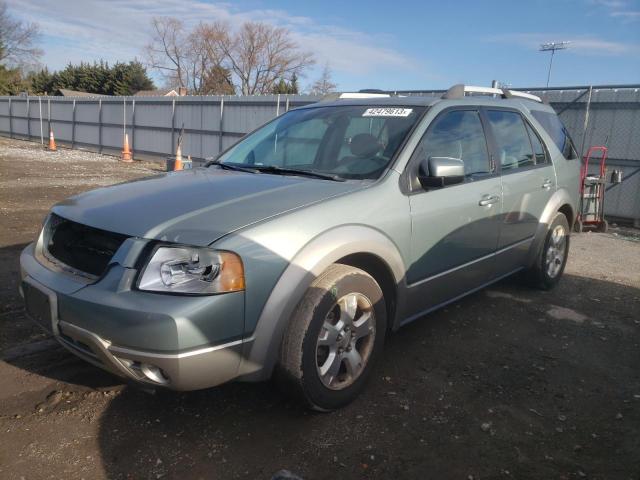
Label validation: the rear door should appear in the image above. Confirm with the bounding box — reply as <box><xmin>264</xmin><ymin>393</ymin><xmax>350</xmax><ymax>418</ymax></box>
<box><xmin>404</xmin><ymin>108</ymin><xmax>502</xmax><ymax>321</ymax></box>
<box><xmin>484</xmin><ymin>109</ymin><xmax>556</xmax><ymax>274</ymax></box>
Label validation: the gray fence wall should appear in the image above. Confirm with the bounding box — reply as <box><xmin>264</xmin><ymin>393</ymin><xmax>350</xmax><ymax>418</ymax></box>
<box><xmin>0</xmin><ymin>86</ymin><xmax>638</xmax><ymax>222</ymax></box>
<box><xmin>0</xmin><ymin>94</ymin><xmax>319</xmax><ymax>162</ymax></box>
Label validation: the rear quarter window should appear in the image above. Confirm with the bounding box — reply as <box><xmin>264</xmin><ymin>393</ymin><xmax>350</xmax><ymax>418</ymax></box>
<box><xmin>530</xmin><ymin>110</ymin><xmax>578</xmax><ymax>160</ymax></box>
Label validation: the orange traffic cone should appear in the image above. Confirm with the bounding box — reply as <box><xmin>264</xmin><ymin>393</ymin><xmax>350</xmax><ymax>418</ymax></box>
<box><xmin>174</xmin><ymin>141</ymin><xmax>183</xmax><ymax>171</ymax></box>
<box><xmin>121</xmin><ymin>133</ymin><xmax>133</xmax><ymax>162</ymax></box>
<box><xmin>47</xmin><ymin>128</ymin><xmax>57</xmax><ymax>151</ymax></box>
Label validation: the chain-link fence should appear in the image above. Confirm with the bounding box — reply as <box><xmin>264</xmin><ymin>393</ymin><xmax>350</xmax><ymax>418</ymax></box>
<box><xmin>0</xmin><ymin>86</ymin><xmax>638</xmax><ymax>222</ymax></box>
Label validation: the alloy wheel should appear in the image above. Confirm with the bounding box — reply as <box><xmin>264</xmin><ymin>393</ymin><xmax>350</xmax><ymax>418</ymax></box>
<box><xmin>545</xmin><ymin>225</ymin><xmax>567</xmax><ymax>278</ymax></box>
<box><xmin>315</xmin><ymin>293</ymin><xmax>376</xmax><ymax>390</ymax></box>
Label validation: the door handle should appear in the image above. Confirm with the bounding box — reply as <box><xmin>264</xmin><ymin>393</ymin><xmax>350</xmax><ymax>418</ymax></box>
<box><xmin>478</xmin><ymin>194</ymin><xmax>500</xmax><ymax>207</ymax></box>
<box><xmin>542</xmin><ymin>179</ymin><xmax>553</xmax><ymax>190</ymax></box>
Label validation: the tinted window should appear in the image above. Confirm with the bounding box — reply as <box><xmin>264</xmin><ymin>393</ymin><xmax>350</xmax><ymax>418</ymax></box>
<box><xmin>526</xmin><ymin>123</ymin><xmax>548</xmax><ymax>165</ymax></box>
<box><xmin>530</xmin><ymin>110</ymin><xmax>578</xmax><ymax>159</ymax></box>
<box><xmin>487</xmin><ymin>110</ymin><xmax>534</xmax><ymax>171</ymax></box>
<box><xmin>414</xmin><ymin>110</ymin><xmax>490</xmax><ymax>177</ymax></box>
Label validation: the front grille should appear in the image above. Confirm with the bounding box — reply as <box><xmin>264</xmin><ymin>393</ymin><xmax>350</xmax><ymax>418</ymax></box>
<box><xmin>44</xmin><ymin>214</ymin><xmax>129</xmax><ymax>277</ymax></box>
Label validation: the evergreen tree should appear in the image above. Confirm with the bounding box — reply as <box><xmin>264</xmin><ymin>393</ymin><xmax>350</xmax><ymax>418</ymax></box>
<box><xmin>271</xmin><ymin>74</ymin><xmax>299</xmax><ymax>94</ymax></box>
<box><xmin>289</xmin><ymin>72</ymin><xmax>299</xmax><ymax>94</ymax></box>
<box><xmin>27</xmin><ymin>60</ymin><xmax>155</xmax><ymax>95</ymax></box>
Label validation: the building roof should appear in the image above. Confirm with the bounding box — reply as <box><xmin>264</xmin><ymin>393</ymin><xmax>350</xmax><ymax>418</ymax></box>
<box><xmin>58</xmin><ymin>89</ymin><xmax>109</xmax><ymax>97</ymax></box>
<box><xmin>133</xmin><ymin>88</ymin><xmax>179</xmax><ymax>97</ymax></box>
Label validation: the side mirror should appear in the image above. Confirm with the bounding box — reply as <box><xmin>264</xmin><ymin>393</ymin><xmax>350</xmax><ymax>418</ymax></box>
<box><xmin>418</xmin><ymin>156</ymin><xmax>465</xmax><ymax>188</ymax></box>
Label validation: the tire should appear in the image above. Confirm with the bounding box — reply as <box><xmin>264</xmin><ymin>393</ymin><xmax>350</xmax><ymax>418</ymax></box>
<box><xmin>277</xmin><ymin>264</ymin><xmax>387</xmax><ymax>411</ymax></box>
<box><xmin>525</xmin><ymin>212</ymin><xmax>570</xmax><ymax>290</ymax></box>
<box><xmin>574</xmin><ymin>219</ymin><xmax>583</xmax><ymax>233</ymax></box>
<box><xmin>598</xmin><ymin>219</ymin><xmax>609</xmax><ymax>233</ymax></box>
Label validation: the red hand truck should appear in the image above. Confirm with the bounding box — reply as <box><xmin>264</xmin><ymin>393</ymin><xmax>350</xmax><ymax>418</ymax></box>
<box><xmin>575</xmin><ymin>146</ymin><xmax>608</xmax><ymax>233</ymax></box>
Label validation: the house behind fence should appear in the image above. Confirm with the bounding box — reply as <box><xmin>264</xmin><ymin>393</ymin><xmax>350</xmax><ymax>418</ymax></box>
<box><xmin>0</xmin><ymin>86</ymin><xmax>638</xmax><ymax>223</ymax></box>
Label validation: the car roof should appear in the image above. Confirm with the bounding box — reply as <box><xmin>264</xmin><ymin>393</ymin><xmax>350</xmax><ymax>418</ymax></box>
<box><xmin>298</xmin><ymin>96</ymin><xmax>441</xmax><ymax>109</ymax></box>
<box><xmin>295</xmin><ymin>95</ymin><xmax>556</xmax><ymax>114</ymax></box>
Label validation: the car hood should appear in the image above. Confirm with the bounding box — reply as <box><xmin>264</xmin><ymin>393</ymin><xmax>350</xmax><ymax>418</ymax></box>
<box><xmin>52</xmin><ymin>167</ymin><xmax>363</xmax><ymax>246</ymax></box>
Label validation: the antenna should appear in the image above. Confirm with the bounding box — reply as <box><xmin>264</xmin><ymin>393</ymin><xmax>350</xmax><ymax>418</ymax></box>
<box><xmin>540</xmin><ymin>41</ymin><xmax>570</xmax><ymax>87</ymax></box>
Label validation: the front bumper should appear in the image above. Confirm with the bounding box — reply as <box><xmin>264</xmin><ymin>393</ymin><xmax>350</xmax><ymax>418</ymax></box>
<box><xmin>56</xmin><ymin>318</ymin><xmax>246</xmax><ymax>390</ymax></box>
<box><xmin>20</xmin><ymin>242</ymin><xmax>249</xmax><ymax>391</ymax></box>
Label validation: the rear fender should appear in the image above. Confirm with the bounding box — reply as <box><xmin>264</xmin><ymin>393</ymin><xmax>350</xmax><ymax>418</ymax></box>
<box><xmin>527</xmin><ymin>188</ymin><xmax>574</xmax><ymax>267</ymax></box>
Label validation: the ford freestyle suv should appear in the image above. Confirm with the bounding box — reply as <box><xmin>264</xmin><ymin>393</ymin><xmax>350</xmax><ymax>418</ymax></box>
<box><xmin>20</xmin><ymin>84</ymin><xmax>580</xmax><ymax>410</ymax></box>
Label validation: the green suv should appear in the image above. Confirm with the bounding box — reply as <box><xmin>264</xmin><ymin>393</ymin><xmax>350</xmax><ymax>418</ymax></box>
<box><xmin>20</xmin><ymin>84</ymin><xmax>579</xmax><ymax>410</ymax></box>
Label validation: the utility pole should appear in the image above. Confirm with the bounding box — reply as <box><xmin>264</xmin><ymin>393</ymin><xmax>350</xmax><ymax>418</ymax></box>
<box><xmin>540</xmin><ymin>42</ymin><xmax>570</xmax><ymax>87</ymax></box>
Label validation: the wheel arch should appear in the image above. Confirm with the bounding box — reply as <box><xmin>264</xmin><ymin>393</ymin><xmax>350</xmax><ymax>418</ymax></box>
<box><xmin>336</xmin><ymin>252</ymin><xmax>398</xmax><ymax>330</ymax></box>
<box><xmin>527</xmin><ymin>188</ymin><xmax>575</xmax><ymax>268</ymax></box>
<box><xmin>237</xmin><ymin>225</ymin><xmax>406</xmax><ymax>381</ymax></box>
<box><xmin>558</xmin><ymin>203</ymin><xmax>574</xmax><ymax>229</ymax></box>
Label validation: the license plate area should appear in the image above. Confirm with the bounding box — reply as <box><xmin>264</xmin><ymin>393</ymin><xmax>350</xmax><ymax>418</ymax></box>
<box><xmin>22</xmin><ymin>279</ymin><xmax>58</xmax><ymax>334</ymax></box>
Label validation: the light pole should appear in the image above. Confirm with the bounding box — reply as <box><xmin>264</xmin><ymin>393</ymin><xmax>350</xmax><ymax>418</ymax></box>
<box><xmin>540</xmin><ymin>41</ymin><xmax>570</xmax><ymax>87</ymax></box>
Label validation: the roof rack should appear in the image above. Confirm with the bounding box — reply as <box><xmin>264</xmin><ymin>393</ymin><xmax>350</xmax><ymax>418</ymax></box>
<box><xmin>442</xmin><ymin>84</ymin><xmax>542</xmax><ymax>103</ymax></box>
<box><xmin>339</xmin><ymin>92</ymin><xmax>391</xmax><ymax>99</ymax></box>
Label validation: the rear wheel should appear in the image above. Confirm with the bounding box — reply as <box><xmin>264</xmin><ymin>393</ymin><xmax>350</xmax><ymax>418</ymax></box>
<box><xmin>278</xmin><ymin>264</ymin><xmax>386</xmax><ymax>411</ymax></box>
<box><xmin>525</xmin><ymin>212</ymin><xmax>570</xmax><ymax>290</ymax></box>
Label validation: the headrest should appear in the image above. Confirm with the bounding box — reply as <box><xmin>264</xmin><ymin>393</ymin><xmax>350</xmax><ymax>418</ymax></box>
<box><xmin>350</xmin><ymin>133</ymin><xmax>382</xmax><ymax>158</ymax></box>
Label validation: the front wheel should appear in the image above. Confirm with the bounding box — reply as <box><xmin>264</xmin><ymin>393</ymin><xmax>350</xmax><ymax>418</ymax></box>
<box><xmin>277</xmin><ymin>264</ymin><xmax>387</xmax><ymax>411</ymax></box>
<box><xmin>525</xmin><ymin>212</ymin><xmax>570</xmax><ymax>290</ymax></box>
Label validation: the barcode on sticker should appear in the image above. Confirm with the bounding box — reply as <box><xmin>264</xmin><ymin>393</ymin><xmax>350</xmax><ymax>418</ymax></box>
<box><xmin>363</xmin><ymin>108</ymin><xmax>413</xmax><ymax>117</ymax></box>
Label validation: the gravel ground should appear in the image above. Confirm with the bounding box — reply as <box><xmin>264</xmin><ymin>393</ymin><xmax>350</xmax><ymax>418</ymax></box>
<box><xmin>0</xmin><ymin>137</ymin><xmax>639</xmax><ymax>480</ymax></box>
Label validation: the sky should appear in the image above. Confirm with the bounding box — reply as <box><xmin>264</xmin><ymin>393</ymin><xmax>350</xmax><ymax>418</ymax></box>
<box><xmin>6</xmin><ymin>0</ymin><xmax>640</xmax><ymax>91</ymax></box>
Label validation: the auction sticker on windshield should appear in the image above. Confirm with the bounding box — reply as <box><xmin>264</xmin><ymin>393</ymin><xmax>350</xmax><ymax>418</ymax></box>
<box><xmin>363</xmin><ymin>108</ymin><xmax>413</xmax><ymax>117</ymax></box>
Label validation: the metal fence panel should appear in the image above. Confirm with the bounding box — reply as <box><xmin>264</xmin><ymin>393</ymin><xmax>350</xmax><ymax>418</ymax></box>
<box><xmin>0</xmin><ymin>88</ymin><xmax>637</xmax><ymax>221</ymax></box>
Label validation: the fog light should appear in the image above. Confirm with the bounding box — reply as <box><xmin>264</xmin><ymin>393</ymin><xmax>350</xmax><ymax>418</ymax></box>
<box><xmin>140</xmin><ymin>363</ymin><xmax>169</xmax><ymax>385</ymax></box>
<box><xmin>115</xmin><ymin>358</ymin><xmax>169</xmax><ymax>385</ymax></box>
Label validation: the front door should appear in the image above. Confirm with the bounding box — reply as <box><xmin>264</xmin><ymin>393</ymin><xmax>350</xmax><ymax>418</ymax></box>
<box><xmin>484</xmin><ymin>109</ymin><xmax>556</xmax><ymax>274</ymax></box>
<box><xmin>404</xmin><ymin>109</ymin><xmax>502</xmax><ymax>323</ymax></box>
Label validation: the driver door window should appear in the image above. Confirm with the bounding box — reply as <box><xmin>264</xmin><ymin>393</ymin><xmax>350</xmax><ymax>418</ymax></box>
<box><xmin>412</xmin><ymin>110</ymin><xmax>491</xmax><ymax>179</ymax></box>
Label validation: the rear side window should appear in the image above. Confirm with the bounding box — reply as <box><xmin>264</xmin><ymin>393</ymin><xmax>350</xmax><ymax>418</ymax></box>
<box><xmin>530</xmin><ymin>110</ymin><xmax>578</xmax><ymax>160</ymax></box>
<box><xmin>526</xmin><ymin>123</ymin><xmax>548</xmax><ymax>165</ymax></box>
<box><xmin>486</xmin><ymin>110</ymin><xmax>535</xmax><ymax>171</ymax></box>
<box><xmin>413</xmin><ymin>110</ymin><xmax>491</xmax><ymax>177</ymax></box>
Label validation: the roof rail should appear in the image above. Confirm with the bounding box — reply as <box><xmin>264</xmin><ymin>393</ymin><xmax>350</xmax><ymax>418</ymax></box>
<box><xmin>339</xmin><ymin>92</ymin><xmax>391</xmax><ymax>99</ymax></box>
<box><xmin>442</xmin><ymin>84</ymin><xmax>542</xmax><ymax>103</ymax></box>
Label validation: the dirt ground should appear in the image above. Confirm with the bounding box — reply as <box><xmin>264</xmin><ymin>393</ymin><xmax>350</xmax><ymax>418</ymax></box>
<box><xmin>0</xmin><ymin>137</ymin><xmax>639</xmax><ymax>480</ymax></box>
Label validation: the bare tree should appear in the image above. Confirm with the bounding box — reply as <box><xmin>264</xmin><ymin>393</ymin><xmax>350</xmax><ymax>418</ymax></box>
<box><xmin>146</xmin><ymin>19</ymin><xmax>314</xmax><ymax>95</ymax></box>
<box><xmin>186</xmin><ymin>22</ymin><xmax>234</xmax><ymax>94</ymax></box>
<box><xmin>145</xmin><ymin>19</ymin><xmax>235</xmax><ymax>94</ymax></box>
<box><xmin>0</xmin><ymin>1</ymin><xmax>42</xmax><ymax>66</ymax></box>
<box><xmin>218</xmin><ymin>22</ymin><xmax>314</xmax><ymax>95</ymax></box>
<box><xmin>144</xmin><ymin>17</ymin><xmax>188</xmax><ymax>89</ymax></box>
<box><xmin>309</xmin><ymin>63</ymin><xmax>337</xmax><ymax>95</ymax></box>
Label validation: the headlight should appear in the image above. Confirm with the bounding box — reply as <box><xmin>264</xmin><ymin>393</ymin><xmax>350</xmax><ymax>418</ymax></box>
<box><xmin>137</xmin><ymin>246</ymin><xmax>244</xmax><ymax>295</ymax></box>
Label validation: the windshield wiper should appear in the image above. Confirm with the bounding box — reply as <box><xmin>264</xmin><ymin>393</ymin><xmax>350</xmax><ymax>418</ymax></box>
<box><xmin>252</xmin><ymin>165</ymin><xmax>345</xmax><ymax>182</ymax></box>
<box><xmin>207</xmin><ymin>160</ymin><xmax>258</xmax><ymax>174</ymax></box>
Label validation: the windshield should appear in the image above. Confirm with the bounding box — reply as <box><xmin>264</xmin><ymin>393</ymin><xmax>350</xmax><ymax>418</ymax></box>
<box><xmin>215</xmin><ymin>105</ymin><xmax>425</xmax><ymax>180</ymax></box>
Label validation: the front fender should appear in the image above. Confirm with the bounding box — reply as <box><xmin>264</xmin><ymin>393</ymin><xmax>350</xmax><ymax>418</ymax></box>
<box><xmin>237</xmin><ymin>225</ymin><xmax>406</xmax><ymax>381</ymax></box>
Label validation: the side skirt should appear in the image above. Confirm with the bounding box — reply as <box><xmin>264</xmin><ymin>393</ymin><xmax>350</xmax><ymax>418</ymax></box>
<box><xmin>398</xmin><ymin>267</ymin><xmax>524</xmax><ymax>328</ymax></box>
